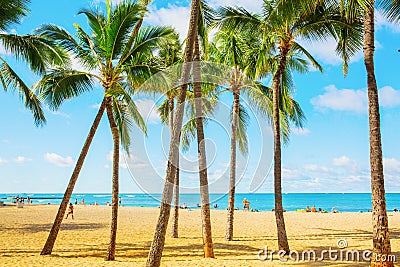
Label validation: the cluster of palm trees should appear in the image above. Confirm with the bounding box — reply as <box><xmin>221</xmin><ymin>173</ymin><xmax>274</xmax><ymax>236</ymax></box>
<box><xmin>2</xmin><ymin>0</ymin><xmax>399</xmax><ymax>266</ymax></box>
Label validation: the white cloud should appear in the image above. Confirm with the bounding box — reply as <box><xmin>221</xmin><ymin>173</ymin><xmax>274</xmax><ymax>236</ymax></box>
<box><xmin>91</xmin><ymin>103</ymin><xmax>101</xmax><ymax>109</ymax></box>
<box><xmin>292</xmin><ymin>128</ymin><xmax>311</xmax><ymax>136</ymax></box>
<box><xmin>145</xmin><ymin>0</ymin><xmax>262</xmax><ymax>42</ymax></box>
<box><xmin>0</xmin><ymin>158</ymin><xmax>7</xmax><ymax>165</ymax></box>
<box><xmin>332</xmin><ymin>156</ymin><xmax>359</xmax><ymax>172</ymax></box>
<box><xmin>107</xmin><ymin>151</ymin><xmax>149</xmax><ymax>169</ymax></box>
<box><xmin>311</xmin><ymin>84</ymin><xmax>367</xmax><ymax>113</ymax></box>
<box><xmin>146</xmin><ymin>4</ymin><xmax>190</xmax><ymax>41</ymax></box>
<box><xmin>280</xmin><ymin>160</ymin><xmax>372</xmax><ymax>192</ymax></box>
<box><xmin>304</xmin><ymin>164</ymin><xmax>330</xmax><ymax>172</ymax></box>
<box><xmin>14</xmin><ymin>156</ymin><xmax>32</xmax><ymax>164</ymax></box>
<box><xmin>50</xmin><ymin>110</ymin><xmax>71</xmax><ymax>119</ymax></box>
<box><xmin>135</xmin><ymin>99</ymin><xmax>160</xmax><ymax>124</ymax></box>
<box><xmin>44</xmin><ymin>153</ymin><xmax>75</xmax><ymax>167</ymax></box>
<box><xmin>379</xmin><ymin>86</ymin><xmax>400</xmax><ymax>107</ymax></box>
<box><xmin>311</xmin><ymin>85</ymin><xmax>400</xmax><ymax>113</ymax></box>
<box><xmin>207</xmin><ymin>0</ymin><xmax>263</xmax><ymax>13</ymax></box>
<box><xmin>383</xmin><ymin>158</ymin><xmax>400</xmax><ymax>174</ymax></box>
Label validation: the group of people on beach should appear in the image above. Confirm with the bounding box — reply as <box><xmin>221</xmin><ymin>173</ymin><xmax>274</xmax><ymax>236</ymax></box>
<box><xmin>305</xmin><ymin>205</ymin><xmax>337</xmax><ymax>213</ymax></box>
<box><xmin>73</xmin><ymin>197</ymin><xmax>123</xmax><ymax>207</ymax></box>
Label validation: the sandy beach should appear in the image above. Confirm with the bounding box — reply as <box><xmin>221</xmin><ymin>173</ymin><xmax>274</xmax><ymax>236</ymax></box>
<box><xmin>0</xmin><ymin>205</ymin><xmax>398</xmax><ymax>266</ymax></box>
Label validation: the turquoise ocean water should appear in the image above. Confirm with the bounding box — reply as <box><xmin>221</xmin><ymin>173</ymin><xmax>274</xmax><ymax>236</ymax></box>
<box><xmin>1</xmin><ymin>193</ymin><xmax>399</xmax><ymax>212</ymax></box>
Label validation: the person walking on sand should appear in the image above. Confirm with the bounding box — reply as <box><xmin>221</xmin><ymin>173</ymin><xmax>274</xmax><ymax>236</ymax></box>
<box><xmin>65</xmin><ymin>203</ymin><xmax>74</xmax><ymax>219</ymax></box>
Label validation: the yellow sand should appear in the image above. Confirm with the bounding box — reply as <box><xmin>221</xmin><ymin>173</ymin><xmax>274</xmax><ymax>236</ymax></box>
<box><xmin>0</xmin><ymin>205</ymin><xmax>399</xmax><ymax>266</ymax></box>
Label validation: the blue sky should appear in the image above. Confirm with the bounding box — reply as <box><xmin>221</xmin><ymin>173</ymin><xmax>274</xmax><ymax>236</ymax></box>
<box><xmin>0</xmin><ymin>0</ymin><xmax>399</xmax><ymax>194</ymax></box>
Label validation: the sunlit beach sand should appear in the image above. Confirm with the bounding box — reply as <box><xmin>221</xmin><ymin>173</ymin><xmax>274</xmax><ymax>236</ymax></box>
<box><xmin>0</xmin><ymin>205</ymin><xmax>398</xmax><ymax>266</ymax></box>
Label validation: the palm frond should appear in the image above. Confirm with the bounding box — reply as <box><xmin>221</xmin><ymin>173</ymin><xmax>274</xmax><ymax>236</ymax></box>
<box><xmin>106</xmin><ymin>1</ymin><xmax>142</xmax><ymax>60</ymax></box>
<box><xmin>0</xmin><ymin>33</ymin><xmax>70</xmax><ymax>74</ymax></box>
<box><xmin>0</xmin><ymin>57</ymin><xmax>45</xmax><ymax>126</ymax></box>
<box><xmin>0</xmin><ymin>0</ymin><xmax>30</xmax><ymax>31</ymax></box>
<box><xmin>36</xmin><ymin>68</ymin><xmax>96</xmax><ymax>110</ymax></box>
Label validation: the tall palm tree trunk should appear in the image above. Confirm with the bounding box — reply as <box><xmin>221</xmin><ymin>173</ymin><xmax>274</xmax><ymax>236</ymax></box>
<box><xmin>40</xmin><ymin>97</ymin><xmax>107</xmax><ymax>255</ymax></box>
<box><xmin>170</xmin><ymin>97</ymin><xmax>180</xmax><ymax>238</ymax></box>
<box><xmin>106</xmin><ymin>98</ymin><xmax>120</xmax><ymax>261</ymax></box>
<box><xmin>363</xmin><ymin>5</ymin><xmax>393</xmax><ymax>267</ymax></box>
<box><xmin>171</xmin><ymin>159</ymin><xmax>180</xmax><ymax>238</ymax></box>
<box><xmin>272</xmin><ymin>48</ymin><xmax>289</xmax><ymax>253</ymax></box>
<box><xmin>146</xmin><ymin>1</ymin><xmax>200</xmax><ymax>266</ymax></box>
<box><xmin>193</xmin><ymin>35</ymin><xmax>214</xmax><ymax>258</ymax></box>
<box><xmin>225</xmin><ymin>88</ymin><xmax>240</xmax><ymax>241</ymax></box>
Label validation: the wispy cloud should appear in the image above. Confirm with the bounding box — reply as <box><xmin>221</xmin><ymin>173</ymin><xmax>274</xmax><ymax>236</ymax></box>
<box><xmin>107</xmin><ymin>150</ymin><xmax>149</xmax><ymax>169</ymax></box>
<box><xmin>332</xmin><ymin>156</ymin><xmax>360</xmax><ymax>172</ymax></box>
<box><xmin>292</xmin><ymin>128</ymin><xmax>311</xmax><ymax>136</ymax></box>
<box><xmin>91</xmin><ymin>103</ymin><xmax>101</xmax><ymax>109</ymax></box>
<box><xmin>0</xmin><ymin>158</ymin><xmax>7</xmax><ymax>165</ymax></box>
<box><xmin>375</xmin><ymin>9</ymin><xmax>400</xmax><ymax>33</ymax></box>
<box><xmin>135</xmin><ymin>99</ymin><xmax>160</xmax><ymax>124</ymax></box>
<box><xmin>44</xmin><ymin>153</ymin><xmax>74</xmax><ymax>167</ymax></box>
<box><xmin>14</xmin><ymin>156</ymin><xmax>32</xmax><ymax>164</ymax></box>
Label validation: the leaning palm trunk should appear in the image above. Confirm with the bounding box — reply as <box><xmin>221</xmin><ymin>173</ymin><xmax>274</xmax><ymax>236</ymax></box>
<box><xmin>363</xmin><ymin>5</ymin><xmax>393</xmax><ymax>267</ymax></box>
<box><xmin>41</xmin><ymin>97</ymin><xmax>107</xmax><ymax>255</ymax></box>
<box><xmin>272</xmin><ymin>48</ymin><xmax>290</xmax><ymax>253</ymax></box>
<box><xmin>193</xmin><ymin>35</ymin><xmax>214</xmax><ymax>258</ymax></box>
<box><xmin>106</xmin><ymin>98</ymin><xmax>120</xmax><ymax>261</ymax></box>
<box><xmin>170</xmin><ymin>97</ymin><xmax>180</xmax><ymax>238</ymax></box>
<box><xmin>225</xmin><ymin>88</ymin><xmax>240</xmax><ymax>241</ymax></box>
<box><xmin>146</xmin><ymin>0</ymin><xmax>200</xmax><ymax>265</ymax></box>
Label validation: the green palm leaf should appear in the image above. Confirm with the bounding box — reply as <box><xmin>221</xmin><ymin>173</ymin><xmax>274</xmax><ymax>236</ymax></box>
<box><xmin>0</xmin><ymin>57</ymin><xmax>45</xmax><ymax>126</ymax></box>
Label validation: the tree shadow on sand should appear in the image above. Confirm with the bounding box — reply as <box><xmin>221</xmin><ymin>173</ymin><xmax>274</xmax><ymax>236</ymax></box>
<box><xmin>0</xmin><ymin>223</ymin><xmax>106</xmax><ymax>233</ymax></box>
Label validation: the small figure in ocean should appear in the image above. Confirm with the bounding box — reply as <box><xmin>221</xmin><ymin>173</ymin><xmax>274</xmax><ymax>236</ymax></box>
<box><xmin>75</xmin><ymin>198</ymin><xmax>78</xmax><ymax>205</ymax></box>
<box><xmin>119</xmin><ymin>197</ymin><xmax>122</xmax><ymax>206</ymax></box>
<box><xmin>65</xmin><ymin>203</ymin><xmax>74</xmax><ymax>219</ymax></box>
<box><xmin>81</xmin><ymin>199</ymin><xmax>85</xmax><ymax>206</ymax></box>
<box><xmin>213</xmin><ymin>203</ymin><xmax>218</xmax><ymax>209</ymax></box>
<box><xmin>311</xmin><ymin>205</ymin><xmax>317</xmax><ymax>212</ymax></box>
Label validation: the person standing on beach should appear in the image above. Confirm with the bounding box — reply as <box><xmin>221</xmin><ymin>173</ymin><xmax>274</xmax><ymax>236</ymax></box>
<box><xmin>65</xmin><ymin>203</ymin><xmax>74</xmax><ymax>219</ymax></box>
<box><xmin>119</xmin><ymin>197</ymin><xmax>122</xmax><ymax>206</ymax></box>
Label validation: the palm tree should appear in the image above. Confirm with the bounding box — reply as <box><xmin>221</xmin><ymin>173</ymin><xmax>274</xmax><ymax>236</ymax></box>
<box><xmin>216</xmin><ymin>0</ymin><xmax>356</xmax><ymax>252</ymax></box>
<box><xmin>0</xmin><ymin>0</ymin><xmax>67</xmax><ymax>125</ymax></box>
<box><xmin>341</xmin><ymin>0</ymin><xmax>400</xmax><ymax>265</ymax></box>
<box><xmin>208</xmin><ymin>29</ymin><xmax>305</xmax><ymax>241</ymax></box>
<box><xmin>156</xmin><ymin>32</ymin><xmax>183</xmax><ymax>238</ymax></box>
<box><xmin>37</xmin><ymin>0</ymin><xmax>172</xmax><ymax>259</ymax></box>
<box><xmin>146</xmin><ymin>0</ymin><xmax>202</xmax><ymax>265</ymax></box>
<box><xmin>192</xmin><ymin>33</ymin><xmax>215</xmax><ymax>258</ymax></box>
